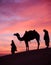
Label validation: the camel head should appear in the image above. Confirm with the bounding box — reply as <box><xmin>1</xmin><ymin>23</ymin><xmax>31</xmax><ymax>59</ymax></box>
<box><xmin>14</xmin><ymin>33</ymin><xmax>19</xmax><ymax>37</ymax></box>
<box><xmin>14</xmin><ymin>33</ymin><xmax>23</xmax><ymax>41</ymax></box>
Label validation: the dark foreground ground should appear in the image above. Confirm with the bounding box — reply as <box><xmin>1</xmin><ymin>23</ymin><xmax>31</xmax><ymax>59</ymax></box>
<box><xmin>0</xmin><ymin>48</ymin><xmax>51</xmax><ymax>65</ymax></box>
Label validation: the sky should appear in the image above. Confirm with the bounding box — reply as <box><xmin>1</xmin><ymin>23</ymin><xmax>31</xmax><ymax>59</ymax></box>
<box><xmin>0</xmin><ymin>0</ymin><xmax>51</xmax><ymax>56</ymax></box>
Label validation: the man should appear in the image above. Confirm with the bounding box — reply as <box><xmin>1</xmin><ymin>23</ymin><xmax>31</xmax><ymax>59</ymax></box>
<box><xmin>43</xmin><ymin>29</ymin><xmax>50</xmax><ymax>48</ymax></box>
<box><xmin>11</xmin><ymin>40</ymin><xmax>17</xmax><ymax>54</ymax></box>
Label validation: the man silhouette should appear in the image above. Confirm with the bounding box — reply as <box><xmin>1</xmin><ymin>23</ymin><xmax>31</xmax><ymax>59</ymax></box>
<box><xmin>43</xmin><ymin>29</ymin><xmax>50</xmax><ymax>48</ymax></box>
<box><xmin>11</xmin><ymin>40</ymin><xmax>17</xmax><ymax>54</ymax></box>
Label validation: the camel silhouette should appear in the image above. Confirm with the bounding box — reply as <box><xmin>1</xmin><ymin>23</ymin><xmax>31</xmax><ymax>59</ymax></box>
<box><xmin>14</xmin><ymin>30</ymin><xmax>40</xmax><ymax>51</ymax></box>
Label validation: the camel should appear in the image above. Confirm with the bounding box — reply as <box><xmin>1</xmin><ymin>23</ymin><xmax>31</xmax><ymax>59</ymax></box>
<box><xmin>14</xmin><ymin>30</ymin><xmax>40</xmax><ymax>51</ymax></box>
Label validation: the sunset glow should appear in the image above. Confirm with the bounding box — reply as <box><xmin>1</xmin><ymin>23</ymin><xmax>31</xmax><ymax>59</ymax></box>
<box><xmin>0</xmin><ymin>0</ymin><xmax>51</xmax><ymax>56</ymax></box>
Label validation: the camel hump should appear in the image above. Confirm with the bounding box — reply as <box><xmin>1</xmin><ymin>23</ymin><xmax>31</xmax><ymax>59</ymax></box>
<box><xmin>23</xmin><ymin>30</ymin><xmax>33</xmax><ymax>38</ymax></box>
<box><xmin>24</xmin><ymin>30</ymin><xmax>34</xmax><ymax>35</ymax></box>
<box><xmin>24</xmin><ymin>30</ymin><xmax>40</xmax><ymax>38</ymax></box>
<box><xmin>24</xmin><ymin>30</ymin><xmax>39</xmax><ymax>35</ymax></box>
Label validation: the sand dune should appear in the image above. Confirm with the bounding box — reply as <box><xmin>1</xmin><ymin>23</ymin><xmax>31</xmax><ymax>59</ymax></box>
<box><xmin>0</xmin><ymin>48</ymin><xmax>51</xmax><ymax>65</ymax></box>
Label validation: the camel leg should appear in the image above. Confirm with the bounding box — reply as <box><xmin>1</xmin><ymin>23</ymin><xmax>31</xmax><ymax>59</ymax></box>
<box><xmin>25</xmin><ymin>41</ymin><xmax>29</xmax><ymax>51</ymax></box>
<box><xmin>36</xmin><ymin>40</ymin><xmax>40</xmax><ymax>49</ymax></box>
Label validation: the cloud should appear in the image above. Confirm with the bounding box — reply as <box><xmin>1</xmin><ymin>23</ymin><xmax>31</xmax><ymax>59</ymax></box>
<box><xmin>0</xmin><ymin>0</ymin><xmax>50</xmax><ymax>3</ymax></box>
<box><xmin>0</xmin><ymin>0</ymin><xmax>50</xmax><ymax>18</ymax></box>
<box><xmin>0</xmin><ymin>1</ymin><xmax>50</xmax><ymax>32</ymax></box>
<box><xmin>0</xmin><ymin>0</ymin><xmax>27</xmax><ymax>3</ymax></box>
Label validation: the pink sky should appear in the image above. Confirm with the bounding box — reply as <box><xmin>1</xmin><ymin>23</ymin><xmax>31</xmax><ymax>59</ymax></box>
<box><xmin>0</xmin><ymin>0</ymin><xmax>51</xmax><ymax>56</ymax></box>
